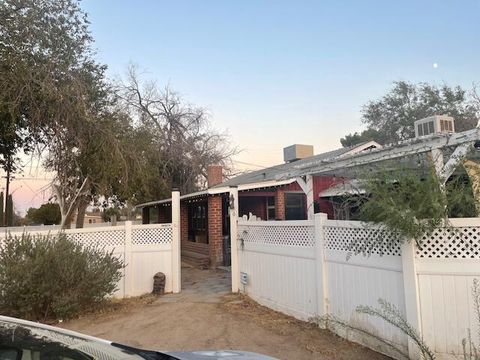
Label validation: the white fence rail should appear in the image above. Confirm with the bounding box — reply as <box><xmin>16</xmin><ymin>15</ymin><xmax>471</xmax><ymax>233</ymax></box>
<box><xmin>237</xmin><ymin>216</ymin><xmax>480</xmax><ymax>360</ymax></box>
<box><xmin>1</xmin><ymin>220</ymin><xmax>142</xmax><ymax>233</ymax></box>
<box><xmin>0</xmin><ymin>221</ymin><xmax>180</xmax><ymax>298</ymax></box>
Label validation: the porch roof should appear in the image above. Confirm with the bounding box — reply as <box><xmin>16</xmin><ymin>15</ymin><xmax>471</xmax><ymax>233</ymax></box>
<box><xmin>318</xmin><ymin>179</ymin><xmax>366</xmax><ymax>197</ymax></box>
<box><xmin>136</xmin><ymin>178</ymin><xmax>296</xmax><ymax>208</ymax></box>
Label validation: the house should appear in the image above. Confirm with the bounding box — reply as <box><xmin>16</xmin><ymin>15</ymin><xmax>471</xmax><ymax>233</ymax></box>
<box><xmin>137</xmin><ymin>115</ymin><xmax>480</xmax><ymax>269</ymax></box>
<box><xmin>136</xmin><ymin>141</ymin><xmax>381</xmax><ymax>268</ymax></box>
<box><xmin>70</xmin><ymin>211</ymin><xmax>105</xmax><ymax>227</ymax></box>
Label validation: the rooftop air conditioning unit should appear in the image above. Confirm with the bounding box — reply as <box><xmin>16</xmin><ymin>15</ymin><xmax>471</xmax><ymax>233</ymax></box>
<box><xmin>414</xmin><ymin>115</ymin><xmax>455</xmax><ymax>138</ymax></box>
<box><xmin>283</xmin><ymin>144</ymin><xmax>314</xmax><ymax>163</ymax></box>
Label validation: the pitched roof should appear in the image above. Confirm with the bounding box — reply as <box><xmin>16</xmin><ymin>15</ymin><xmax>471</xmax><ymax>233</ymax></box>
<box><xmin>213</xmin><ymin>141</ymin><xmax>381</xmax><ymax>188</ymax></box>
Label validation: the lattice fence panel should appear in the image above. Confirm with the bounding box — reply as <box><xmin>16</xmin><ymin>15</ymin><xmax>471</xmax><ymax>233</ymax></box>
<box><xmin>324</xmin><ymin>226</ymin><xmax>401</xmax><ymax>256</ymax></box>
<box><xmin>66</xmin><ymin>229</ymin><xmax>125</xmax><ymax>248</ymax></box>
<box><xmin>132</xmin><ymin>226</ymin><xmax>172</xmax><ymax>245</ymax></box>
<box><xmin>417</xmin><ymin>226</ymin><xmax>480</xmax><ymax>258</ymax></box>
<box><xmin>238</xmin><ymin>224</ymin><xmax>315</xmax><ymax>247</ymax></box>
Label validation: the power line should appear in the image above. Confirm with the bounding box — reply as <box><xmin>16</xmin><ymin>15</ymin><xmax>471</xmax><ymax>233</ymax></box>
<box><xmin>233</xmin><ymin>160</ymin><xmax>269</xmax><ymax>169</ymax></box>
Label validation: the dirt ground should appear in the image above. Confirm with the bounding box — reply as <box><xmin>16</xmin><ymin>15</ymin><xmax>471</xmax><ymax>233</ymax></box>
<box><xmin>62</xmin><ymin>267</ymin><xmax>390</xmax><ymax>360</ymax></box>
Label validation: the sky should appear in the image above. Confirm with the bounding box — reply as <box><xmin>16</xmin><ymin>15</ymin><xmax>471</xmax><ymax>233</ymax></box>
<box><xmin>3</xmin><ymin>0</ymin><xmax>480</xmax><ymax>214</ymax></box>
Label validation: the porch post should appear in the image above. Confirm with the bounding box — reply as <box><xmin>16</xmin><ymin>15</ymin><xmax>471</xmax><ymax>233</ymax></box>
<box><xmin>296</xmin><ymin>175</ymin><xmax>315</xmax><ymax>220</ymax></box>
<box><xmin>314</xmin><ymin>213</ymin><xmax>329</xmax><ymax>320</ymax></box>
<box><xmin>306</xmin><ymin>175</ymin><xmax>314</xmax><ymax>220</ymax></box>
<box><xmin>229</xmin><ymin>186</ymin><xmax>239</xmax><ymax>292</ymax></box>
<box><xmin>172</xmin><ymin>189</ymin><xmax>181</xmax><ymax>293</ymax></box>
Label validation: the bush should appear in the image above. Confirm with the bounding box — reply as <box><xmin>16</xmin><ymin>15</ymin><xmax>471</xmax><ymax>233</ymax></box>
<box><xmin>0</xmin><ymin>233</ymin><xmax>124</xmax><ymax>321</ymax></box>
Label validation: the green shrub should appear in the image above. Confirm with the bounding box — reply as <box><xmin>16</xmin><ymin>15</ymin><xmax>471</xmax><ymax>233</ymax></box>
<box><xmin>359</xmin><ymin>165</ymin><xmax>448</xmax><ymax>246</ymax></box>
<box><xmin>0</xmin><ymin>233</ymin><xmax>124</xmax><ymax>321</ymax></box>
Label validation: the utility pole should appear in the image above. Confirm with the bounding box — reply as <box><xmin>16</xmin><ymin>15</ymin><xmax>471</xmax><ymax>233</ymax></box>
<box><xmin>3</xmin><ymin>157</ymin><xmax>11</xmax><ymax>227</ymax></box>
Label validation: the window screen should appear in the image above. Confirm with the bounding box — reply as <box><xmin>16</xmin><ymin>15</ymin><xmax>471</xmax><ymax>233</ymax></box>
<box><xmin>285</xmin><ymin>193</ymin><xmax>306</xmax><ymax>220</ymax></box>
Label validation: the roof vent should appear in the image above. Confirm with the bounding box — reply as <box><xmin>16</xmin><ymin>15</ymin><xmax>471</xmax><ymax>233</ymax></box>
<box><xmin>283</xmin><ymin>144</ymin><xmax>314</xmax><ymax>163</ymax></box>
<box><xmin>414</xmin><ymin>115</ymin><xmax>455</xmax><ymax>138</ymax></box>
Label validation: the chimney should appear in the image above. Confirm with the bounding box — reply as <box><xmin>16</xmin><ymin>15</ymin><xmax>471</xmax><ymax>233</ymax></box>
<box><xmin>207</xmin><ymin>165</ymin><xmax>223</xmax><ymax>188</ymax></box>
<box><xmin>283</xmin><ymin>144</ymin><xmax>314</xmax><ymax>163</ymax></box>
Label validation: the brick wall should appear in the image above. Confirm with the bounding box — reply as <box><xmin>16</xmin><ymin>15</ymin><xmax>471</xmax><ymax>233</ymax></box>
<box><xmin>275</xmin><ymin>189</ymin><xmax>285</xmax><ymax>220</ymax></box>
<box><xmin>180</xmin><ymin>204</ymin><xmax>188</xmax><ymax>242</ymax></box>
<box><xmin>207</xmin><ymin>195</ymin><xmax>223</xmax><ymax>267</ymax></box>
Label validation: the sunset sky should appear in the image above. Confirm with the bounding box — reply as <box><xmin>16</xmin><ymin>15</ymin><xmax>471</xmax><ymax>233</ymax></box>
<box><xmin>3</xmin><ymin>0</ymin><xmax>479</xmax><ymax>214</ymax></box>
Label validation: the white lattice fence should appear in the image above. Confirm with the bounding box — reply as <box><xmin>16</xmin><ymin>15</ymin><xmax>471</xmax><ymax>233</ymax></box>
<box><xmin>0</xmin><ymin>222</ymin><xmax>176</xmax><ymax>297</ymax></box>
<box><xmin>235</xmin><ymin>216</ymin><xmax>480</xmax><ymax>360</ymax></box>
<box><xmin>238</xmin><ymin>220</ymin><xmax>315</xmax><ymax>247</ymax></box>
<box><xmin>132</xmin><ymin>225</ymin><xmax>172</xmax><ymax>245</ymax></box>
<box><xmin>66</xmin><ymin>228</ymin><xmax>126</xmax><ymax>248</ymax></box>
<box><xmin>324</xmin><ymin>222</ymin><xmax>401</xmax><ymax>256</ymax></box>
<box><xmin>237</xmin><ymin>220</ymin><xmax>317</xmax><ymax>320</ymax></box>
<box><xmin>417</xmin><ymin>226</ymin><xmax>480</xmax><ymax>259</ymax></box>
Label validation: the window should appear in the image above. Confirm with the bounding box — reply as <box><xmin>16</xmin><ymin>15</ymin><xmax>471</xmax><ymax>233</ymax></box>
<box><xmin>188</xmin><ymin>202</ymin><xmax>208</xmax><ymax>242</ymax></box>
<box><xmin>285</xmin><ymin>193</ymin><xmax>306</xmax><ymax>220</ymax></box>
<box><xmin>266</xmin><ymin>197</ymin><xmax>275</xmax><ymax>220</ymax></box>
<box><xmin>192</xmin><ymin>204</ymin><xmax>207</xmax><ymax>231</ymax></box>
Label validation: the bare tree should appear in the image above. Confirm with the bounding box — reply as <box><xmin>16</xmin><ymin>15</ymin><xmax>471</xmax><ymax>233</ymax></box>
<box><xmin>116</xmin><ymin>65</ymin><xmax>237</xmax><ymax>195</ymax></box>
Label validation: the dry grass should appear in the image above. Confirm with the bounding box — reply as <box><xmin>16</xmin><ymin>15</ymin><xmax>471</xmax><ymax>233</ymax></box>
<box><xmin>221</xmin><ymin>293</ymin><xmax>378</xmax><ymax>359</ymax></box>
<box><xmin>50</xmin><ymin>294</ymin><xmax>159</xmax><ymax>325</ymax></box>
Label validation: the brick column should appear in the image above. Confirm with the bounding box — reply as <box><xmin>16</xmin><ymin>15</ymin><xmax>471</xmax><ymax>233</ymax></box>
<box><xmin>275</xmin><ymin>189</ymin><xmax>285</xmax><ymax>220</ymax></box>
<box><xmin>180</xmin><ymin>204</ymin><xmax>188</xmax><ymax>242</ymax></box>
<box><xmin>208</xmin><ymin>195</ymin><xmax>223</xmax><ymax>267</ymax></box>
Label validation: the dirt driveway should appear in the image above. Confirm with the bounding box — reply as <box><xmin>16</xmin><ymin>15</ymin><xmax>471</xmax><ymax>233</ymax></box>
<box><xmin>62</xmin><ymin>267</ymin><xmax>389</xmax><ymax>360</ymax></box>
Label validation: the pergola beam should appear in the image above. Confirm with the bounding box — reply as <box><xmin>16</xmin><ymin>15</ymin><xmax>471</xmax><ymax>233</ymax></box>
<box><xmin>438</xmin><ymin>142</ymin><xmax>474</xmax><ymax>184</ymax></box>
<box><xmin>276</xmin><ymin>128</ymin><xmax>480</xmax><ymax>180</ymax></box>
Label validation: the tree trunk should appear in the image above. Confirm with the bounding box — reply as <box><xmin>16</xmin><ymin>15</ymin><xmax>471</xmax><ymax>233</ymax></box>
<box><xmin>0</xmin><ymin>192</ymin><xmax>4</xmax><ymax>227</ymax></box>
<box><xmin>75</xmin><ymin>197</ymin><xmax>89</xmax><ymax>229</ymax></box>
<box><xmin>6</xmin><ymin>194</ymin><xmax>13</xmax><ymax>227</ymax></box>
<box><xmin>4</xmin><ymin>160</ymin><xmax>11</xmax><ymax>226</ymax></box>
<box><xmin>63</xmin><ymin>211</ymin><xmax>73</xmax><ymax>229</ymax></box>
<box><xmin>55</xmin><ymin>176</ymin><xmax>91</xmax><ymax>230</ymax></box>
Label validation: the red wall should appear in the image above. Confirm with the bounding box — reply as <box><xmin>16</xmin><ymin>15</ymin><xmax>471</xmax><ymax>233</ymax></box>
<box><xmin>279</xmin><ymin>176</ymin><xmax>342</xmax><ymax>219</ymax></box>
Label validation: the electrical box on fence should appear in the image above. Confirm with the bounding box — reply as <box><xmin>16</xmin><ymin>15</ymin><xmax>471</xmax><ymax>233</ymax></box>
<box><xmin>240</xmin><ymin>272</ymin><xmax>248</xmax><ymax>285</ymax></box>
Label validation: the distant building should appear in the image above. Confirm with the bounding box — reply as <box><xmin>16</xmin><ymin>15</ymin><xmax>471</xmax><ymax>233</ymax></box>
<box><xmin>70</xmin><ymin>212</ymin><xmax>104</xmax><ymax>227</ymax></box>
